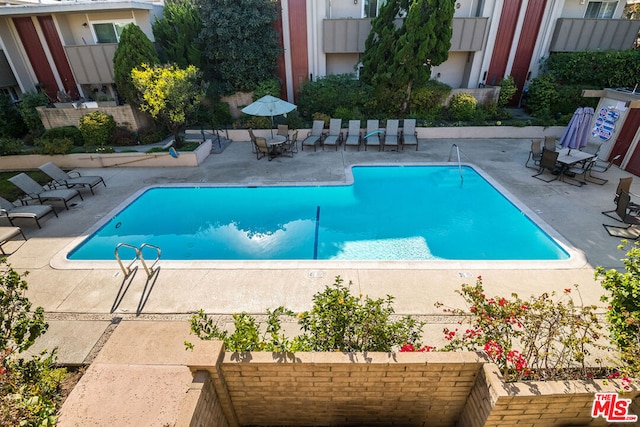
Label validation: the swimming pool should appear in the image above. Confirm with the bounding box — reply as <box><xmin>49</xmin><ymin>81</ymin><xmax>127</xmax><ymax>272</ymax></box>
<box><xmin>63</xmin><ymin>165</ymin><xmax>572</xmax><ymax>263</ymax></box>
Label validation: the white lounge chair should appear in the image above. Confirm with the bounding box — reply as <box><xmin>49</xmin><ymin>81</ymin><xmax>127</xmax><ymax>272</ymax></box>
<box><xmin>364</xmin><ymin>119</ymin><xmax>382</xmax><ymax>151</ymax></box>
<box><xmin>344</xmin><ymin>120</ymin><xmax>361</xmax><ymax>151</ymax></box>
<box><xmin>8</xmin><ymin>173</ymin><xmax>83</xmax><ymax>210</ymax></box>
<box><xmin>383</xmin><ymin>119</ymin><xmax>400</xmax><ymax>151</ymax></box>
<box><xmin>39</xmin><ymin>162</ymin><xmax>106</xmax><ymax>195</ymax></box>
<box><xmin>402</xmin><ymin>119</ymin><xmax>418</xmax><ymax>151</ymax></box>
<box><xmin>0</xmin><ymin>196</ymin><xmax>57</xmax><ymax>228</ymax></box>
<box><xmin>322</xmin><ymin>119</ymin><xmax>342</xmax><ymax>151</ymax></box>
<box><xmin>302</xmin><ymin>120</ymin><xmax>325</xmax><ymax>151</ymax></box>
<box><xmin>0</xmin><ymin>226</ymin><xmax>26</xmax><ymax>255</ymax></box>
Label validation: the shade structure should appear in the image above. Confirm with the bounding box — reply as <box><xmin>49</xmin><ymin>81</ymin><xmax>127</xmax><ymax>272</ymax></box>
<box><xmin>241</xmin><ymin>95</ymin><xmax>297</xmax><ymax>137</ymax></box>
<box><xmin>559</xmin><ymin>107</ymin><xmax>594</xmax><ymax>149</ymax></box>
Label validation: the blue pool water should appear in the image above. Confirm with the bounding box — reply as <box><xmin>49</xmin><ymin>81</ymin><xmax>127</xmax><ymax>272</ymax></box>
<box><xmin>68</xmin><ymin>166</ymin><xmax>569</xmax><ymax>261</ymax></box>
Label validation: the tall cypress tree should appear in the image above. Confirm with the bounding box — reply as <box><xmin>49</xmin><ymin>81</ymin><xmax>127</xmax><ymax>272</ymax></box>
<box><xmin>361</xmin><ymin>0</ymin><xmax>454</xmax><ymax>113</ymax></box>
<box><xmin>113</xmin><ymin>24</ymin><xmax>159</xmax><ymax>105</ymax></box>
<box><xmin>152</xmin><ymin>0</ymin><xmax>202</xmax><ymax>68</ymax></box>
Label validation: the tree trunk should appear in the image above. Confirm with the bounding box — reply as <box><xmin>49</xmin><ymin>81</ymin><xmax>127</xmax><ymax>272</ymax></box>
<box><xmin>401</xmin><ymin>79</ymin><xmax>413</xmax><ymax>114</ymax></box>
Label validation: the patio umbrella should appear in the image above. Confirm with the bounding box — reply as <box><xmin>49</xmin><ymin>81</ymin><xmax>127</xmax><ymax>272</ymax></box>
<box><xmin>241</xmin><ymin>95</ymin><xmax>297</xmax><ymax>137</ymax></box>
<box><xmin>559</xmin><ymin>107</ymin><xmax>593</xmax><ymax>149</ymax></box>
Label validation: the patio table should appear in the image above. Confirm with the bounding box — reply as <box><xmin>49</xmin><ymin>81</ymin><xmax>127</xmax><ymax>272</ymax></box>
<box><xmin>556</xmin><ymin>147</ymin><xmax>596</xmax><ymax>186</ymax></box>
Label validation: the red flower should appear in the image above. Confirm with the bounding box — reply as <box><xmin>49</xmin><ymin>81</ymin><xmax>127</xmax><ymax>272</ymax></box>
<box><xmin>498</xmin><ymin>298</ymin><xmax>506</xmax><ymax>307</ymax></box>
<box><xmin>400</xmin><ymin>344</ymin><xmax>415</xmax><ymax>352</ymax></box>
<box><xmin>564</xmin><ymin>288</ymin><xmax>571</xmax><ymax>293</ymax></box>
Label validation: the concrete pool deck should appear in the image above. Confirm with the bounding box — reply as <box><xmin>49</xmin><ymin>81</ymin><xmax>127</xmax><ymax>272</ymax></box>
<box><xmin>3</xmin><ymin>137</ymin><xmax>637</xmax><ymax>364</ymax></box>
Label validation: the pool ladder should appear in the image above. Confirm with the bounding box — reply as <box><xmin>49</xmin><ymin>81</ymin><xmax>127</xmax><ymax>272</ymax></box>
<box><xmin>115</xmin><ymin>243</ymin><xmax>161</xmax><ymax>277</ymax></box>
<box><xmin>448</xmin><ymin>143</ymin><xmax>464</xmax><ymax>184</ymax></box>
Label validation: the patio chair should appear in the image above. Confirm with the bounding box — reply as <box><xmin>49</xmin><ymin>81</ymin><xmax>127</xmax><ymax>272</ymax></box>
<box><xmin>525</xmin><ymin>139</ymin><xmax>543</xmax><ymax>169</ymax></box>
<box><xmin>383</xmin><ymin>119</ymin><xmax>400</xmax><ymax>151</ymax></box>
<box><xmin>277</xmin><ymin>124</ymin><xmax>289</xmax><ymax>141</ymax></box>
<box><xmin>532</xmin><ymin>150</ymin><xmax>560</xmax><ymax>182</ymax></box>
<box><xmin>0</xmin><ymin>226</ymin><xmax>26</xmax><ymax>255</ymax></box>
<box><xmin>602</xmin><ymin>190</ymin><xmax>640</xmax><ymax>239</ymax></box>
<box><xmin>603</xmin><ymin>177</ymin><xmax>640</xmax><ymax>220</ymax></box>
<box><xmin>585</xmin><ymin>154</ymin><xmax>620</xmax><ymax>185</ymax></box>
<box><xmin>543</xmin><ymin>136</ymin><xmax>557</xmax><ymax>152</ymax></box>
<box><xmin>401</xmin><ymin>119</ymin><xmax>418</xmax><ymax>151</ymax></box>
<box><xmin>581</xmin><ymin>141</ymin><xmax>602</xmax><ymax>156</ymax></box>
<box><xmin>364</xmin><ymin>120</ymin><xmax>382</xmax><ymax>151</ymax></box>
<box><xmin>0</xmin><ymin>196</ymin><xmax>57</xmax><ymax>228</ymax></box>
<box><xmin>281</xmin><ymin>130</ymin><xmax>298</xmax><ymax>157</ymax></box>
<box><xmin>302</xmin><ymin>120</ymin><xmax>324</xmax><ymax>151</ymax></box>
<box><xmin>248</xmin><ymin>129</ymin><xmax>257</xmax><ymax>153</ymax></box>
<box><xmin>255</xmin><ymin>137</ymin><xmax>277</xmax><ymax>160</ymax></box>
<box><xmin>38</xmin><ymin>162</ymin><xmax>106</xmax><ymax>195</ymax></box>
<box><xmin>8</xmin><ymin>173</ymin><xmax>82</xmax><ymax>210</ymax></box>
<box><xmin>322</xmin><ymin>118</ymin><xmax>342</xmax><ymax>151</ymax></box>
<box><xmin>344</xmin><ymin>120</ymin><xmax>361</xmax><ymax>151</ymax></box>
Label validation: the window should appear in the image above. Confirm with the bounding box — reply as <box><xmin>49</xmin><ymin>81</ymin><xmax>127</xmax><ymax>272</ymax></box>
<box><xmin>92</xmin><ymin>22</ymin><xmax>131</xmax><ymax>43</ymax></box>
<box><xmin>364</xmin><ymin>0</ymin><xmax>379</xmax><ymax>18</ymax></box>
<box><xmin>585</xmin><ymin>1</ymin><xmax>618</xmax><ymax>19</ymax></box>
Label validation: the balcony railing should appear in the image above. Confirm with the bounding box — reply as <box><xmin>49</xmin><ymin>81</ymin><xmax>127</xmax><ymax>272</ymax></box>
<box><xmin>64</xmin><ymin>43</ymin><xmax>117</xmax><ymax>85</ymax></box>
<box><xmin>550</xmin><ymin>18</ymin><xmax>640</xmax><ymax>52</ymax></box>
<box><xmin>323</xmin><ymin>17</ymin><xmax>488</xmax><ymax>53</ymax></box>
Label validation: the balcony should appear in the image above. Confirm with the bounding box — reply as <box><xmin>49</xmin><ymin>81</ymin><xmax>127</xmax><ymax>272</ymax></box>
<box><xmin>64</xmin><ymin>43</ymin><xmax>117</xmax><ymax>85</ymax></box>
<box><xmin>550</xmin><ymin>18</ymin><xmax>640</xmax><ymax>52</ymax></box>
<box><xmin>323</xmin><ymin>17</ymin><xmax>488</xmax><ymax>54</ymax></box>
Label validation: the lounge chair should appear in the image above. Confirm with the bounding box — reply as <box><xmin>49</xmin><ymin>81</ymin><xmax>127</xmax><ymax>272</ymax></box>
<box><xmin>302</xmin><ymin>120</ymin><xmax>324</xmax><ymax>151</ymax></box>
<box><xmin>532</xmin><ymin>150</ymin><xmax>560</xmax><ymax>182</ymax></box>
<box><xmin>364</xmin><ymin>119</ymin><xmax>382</xmax><ymax>151</ymax></box>
<box><xmin>8</xmin><ymin>173</ymin><xmax>83</xmax><ymax>210</ymax></box>
<box><xmin>38</xmin><ymin>162</ymin><xmax>106</xmax><ymax>195</ymax></box>
<box><xmin>0</xmin><ymin>196</ymin><xmax>57</xmax><ymax>228</ymax></box>
<box><xmin>344</xmin><ymin>120</ymin><xmax>361</xmax><ymax>151</ymax></box>
<box><xmin>525</xmin><ymin>140</ymin><xmax>542</xmax><ymax>169</ymax></box>
<box><xmin>603</xmin><ymin>190</ymin><xmax>640</xmax><ymax>239</ymax></box>
<box><xmin>401</xmin><ymin>119</ymin><xmax>418</xmax><ymax>151</ymax></box>
<box><xmin>383</xmin><ymin>120</ymin><xmax>400</xmax><ymax>151</ymax></box>
<box><xmin>0</xmin><ymin>226</ymin><xmax>26</xmax><ymax>255</ymax></box>
<box><xmin>248</xmin><ymin>129</ymin><xmax>257</xmax><ymax>153</ymax></box>
<box><xmin>281</xmin><ymin>130</ymin><xmax>298</xmax><ymax>157</ymax></box>
<box><xmin>322</xmin><ymin>119</ymin><xmax>342</xmax><ymax>151</ymax></box>
<box><xmin>603</xmin><ymin>177</ymin><xmax>640</xmax><ymax>220</ymax></box>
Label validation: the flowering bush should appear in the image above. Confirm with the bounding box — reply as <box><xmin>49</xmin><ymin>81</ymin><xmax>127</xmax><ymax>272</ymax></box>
<box><xmin>435</xmin><ymin>277</ymin><xmax>608</xmax><ymax>382</ymax></box>
<box><xmin>596</xmin><ymin>241</ymin><xmax>640</xmax><ymax>381</ymax></box>
<box><xmin>190</xmin><ymin>276</ymin><xmax>425</xmax><ymax>353</ymax></box>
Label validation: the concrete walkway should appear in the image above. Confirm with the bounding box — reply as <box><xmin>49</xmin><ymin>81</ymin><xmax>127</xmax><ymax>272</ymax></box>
<box><xmin>4</xmin><ymin>137</ymin><xmax>637</xmax><ymax>365</ymax></box>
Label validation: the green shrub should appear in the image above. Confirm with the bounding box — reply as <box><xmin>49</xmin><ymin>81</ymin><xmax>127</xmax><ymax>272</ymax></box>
<box><xmin>0</xmin><ymin>94</ymin><xmax>27</xmax><ymax>138</ymax></box>
<box><xmin>448</xmin><ymin>93</ymin><xmax>477</xmax><ymax>121</ymax></box>
<box><xmin>190</xmin><ymin>276</ymin><xmax>425</xmax><ymax>353</ymax></box>
<box><xmin>522</xmin><ymin>73</ymin><xmax>558</xmax><ymax>119</ymax></box>
<box><xmin>111</xmin><ymin>126</ymin><xmax>137</xmax><ymax>146</ymax></box>
<box><xmin>0</xmin><ymin>137</ymin><xmax>25</xmax><ymax>155</ymax></box>
<box><xmin>34</xmin><ymin>137</ymin><xmax>74</xmax><ymax>155</ymax></box>
<box><xmin>410</xmin><ymin>79</ymin><xmax>452</xmax><ymax>115</ymax></box>
<box><xmin>297</xmin><ymin>74</ymin><xmax>374</xmax><ymax>120</ymax></box>
<box><xmin>253</xmin><ymin>78</ymin><xmax>280</xmax><ymax>99</ymax></box>
<box><xmin>312</xmin><ymin>112</ymin><xmax>331</xmax><ymax>127</ymax></box>
<box><xmin>498</xmin><ymin>76</ymin><xmax>517</xmax><ymax>107</ymax></box>
<box><xmin>17</xmin><ymin>91</ymin><xmax>49</xmax><ymax>134</ymax></box>
<box><xmin>78</xmin><ymin>111</ymin><xmax>116</xmax><ymax>147</ymax></box>
<box><xmin>41</xmin><ymin>126</ymin><xmax>84</xmax><ymax>147</ymax></box>
<box><xmin>137</xmin><ymin>126</ymin><xmax>167</xmax><ymax>145</ymax></box>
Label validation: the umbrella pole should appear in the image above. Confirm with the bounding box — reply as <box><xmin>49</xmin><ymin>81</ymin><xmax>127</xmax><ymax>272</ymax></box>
<box><xmin>271</xmin><ymin>116</ymin><xmax>274</xmax><ymax>138</ymax></box>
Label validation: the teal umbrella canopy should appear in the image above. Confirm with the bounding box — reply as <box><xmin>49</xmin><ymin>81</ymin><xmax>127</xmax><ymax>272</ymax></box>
<box><xmin>241</xmin><ymin>95</ymin><xmax>296</xmax><ymax>117</ymax></box>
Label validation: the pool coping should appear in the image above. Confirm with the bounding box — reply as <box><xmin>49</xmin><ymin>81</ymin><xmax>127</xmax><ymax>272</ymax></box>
<box><xmin>49</xmin><ymin>162</ymin><xmax>588</xmax><ymax>271</ymax></box>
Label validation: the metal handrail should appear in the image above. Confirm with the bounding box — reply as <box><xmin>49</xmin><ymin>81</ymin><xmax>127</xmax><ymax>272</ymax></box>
<box><xmin>115</xmin><ymin>243</ymin><xmax>138</xmax><ymax>276</ymax></box>
<box><xmin>138</xmin><ymin>243</ymin><xmax>161</xmax><ymax>277</ymax></box>
<box><xmin>448</xmin><ymin>144</ymin><xmax>463</xmax><ymax>184</ymax></box>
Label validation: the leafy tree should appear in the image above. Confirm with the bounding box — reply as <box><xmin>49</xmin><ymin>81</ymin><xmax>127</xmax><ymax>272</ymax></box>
<box><xmin>196</xmin><ymin>0</ymin><xmax>280</xmax><ymax>94</ymax></box>
<box><xmin>112</xmin><ymin>24</ymin><xmax>159</xmax><ymax>105</ymax></box>
<box><xmin>152</xmin><ymin>0</ymin><xmax>202</xmax><ymax>68</ymax></box>
<box><xmin>17</xmin><ymin>91</ymin><xmax>49</xmax><ymax>134</ymax></box>
<box><xmin>361</xmin><ymin>0</ymin><xmax>455</xmax><ymax>113</ymax></box>
<box><xmin>0</xmin><ymin>94</ymin><xmax>26</xmax><ymax>138</ymax></box>
<box><xmin>131</xmin><ymin>63</ymin><xmax>206</xmax><ymax>148</ymax></box>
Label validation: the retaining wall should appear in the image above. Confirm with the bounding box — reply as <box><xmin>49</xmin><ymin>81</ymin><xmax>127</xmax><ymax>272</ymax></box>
<box><xmin>36</xmin><ymin>105</ymin><xmax>152</xmax><ymax>131</ymax></box>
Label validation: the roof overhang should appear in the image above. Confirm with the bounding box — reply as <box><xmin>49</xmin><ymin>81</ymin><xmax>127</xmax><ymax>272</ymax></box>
<box><xmin>0</xmin><ymin>1</ymin><xmax>160</xmax><ymax>17</ymax></box>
